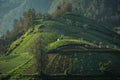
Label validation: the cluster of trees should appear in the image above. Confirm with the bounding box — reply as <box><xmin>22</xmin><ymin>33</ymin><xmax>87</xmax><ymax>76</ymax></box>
<box><xmin>52</xmin><ymin>2</ymin><xmax>72</xmax><ymax>18</ymax></box>
<box><xmin>29</xmin><ymin>33</ymin><xmax>59</xmax><ymax>74</ymax></box>
<box><xmin>0</xmin><ymin>37</ymin><xmax>8</xmax><ymax>54</ymax></box>
<box><xmin>0</xmin><ymin>9</ymin><xmax>36</xmax><ymax>55</ymax></box>
<box><xmin>29</xmin><ymin>35</ymin><xmax>49</xmax><ymax>74</ymax></box>
<box><xmin>0</xmin><ymin>8</ymin><xmax>54</xmax><ymax>55</ymax></box>
<box><xmin>0</xmin><ymin>8</ymin><xmax>53</xmax><ymax>55</ymax></box>
<box><xmin>12</xmin><ymin>8</ymin><xmax>36</xmax><ymax>34</ymax></box>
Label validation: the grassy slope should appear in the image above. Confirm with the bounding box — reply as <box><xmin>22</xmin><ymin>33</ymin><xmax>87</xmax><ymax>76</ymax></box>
<box><xmin>40</xmin><ymin>12</ymin><xmax>120</xmax><ymax>47</ymax></box>
<box><xmin>0</xmin><ymin>27</ymin><xmax>40</xmax><ymax>77</ymax></box>
<box><xmin>0</xmin><ymin>53</ymin><xmax>32</xmax><ymax>74</ymax></box>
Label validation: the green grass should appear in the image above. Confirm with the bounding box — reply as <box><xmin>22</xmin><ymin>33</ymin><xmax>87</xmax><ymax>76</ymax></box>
<box><xmin>0</xmin><ymin>27</ymin><xmax>41</xmax><ymax>79</ymax></box>
<box><xmin>11</xmin><ymin>33</ymin><xmax>40</xmax><ymax>54</ymax></box>
<box><xmin>0</xmin><ymin>53</ymin><xmax>32</xmax><ymax>74</ymax></box>
<box><xmin>9</xmin><ymin>59</ymin><xmax>33</xmax><ymax>80</ymax></box>
<box><xmin>0</xmin><ymin>26</ymin><xmax>40</xmax><ymax>74</ymax></box>
<box><xmin>47</xmin><ymin>39</ymin><xmax>96</xmax><ymax>51</ymax></box>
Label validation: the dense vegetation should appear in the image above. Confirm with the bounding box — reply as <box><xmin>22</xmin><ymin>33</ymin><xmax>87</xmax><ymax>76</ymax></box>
<box><xmin>0</xmin><ymin>0</ymin><xmax>120</xmax><ymax>79</ymax></box>
<box><xmin>0</xmin><ymin>9</ymin><xmax>35</xmax><ymax>54</ymax></box>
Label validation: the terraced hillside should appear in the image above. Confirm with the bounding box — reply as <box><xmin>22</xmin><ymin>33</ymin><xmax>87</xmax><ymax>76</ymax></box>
<box><xmin>0</xmin><ymin>28</ymin><xmax>40</xmax><ymax>79</ymax></box>
<box><xmin>38</xmin><ymin>12</ymin><xmax>120</xmax><ymax>78</ymax></box>
<box><xmin>46</xmin><ymin>52</ymin><xmax>120</xmax><ymax>75</ymax></box>
<box><xmin>0</xmin><ymin>12</ymin><xmax>120</xmax><ymax>80</ymax></box>
<box><xmin>46</xmin><ymin>41</ymin><xmax>120</xmax><ymax>75</ymax></box>
<box><xmin>41</xmin><ymin>12</ymin><xmax>120</xmax><ymax>47</ymax></box>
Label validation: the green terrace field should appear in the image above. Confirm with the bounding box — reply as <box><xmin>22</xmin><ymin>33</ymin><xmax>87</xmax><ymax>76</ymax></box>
<box><xmin>46</xmin><ymin>51</ymin><xmax>120</xmax><ymax>75</ymax></box>
<box><xmin>0</xmin><ymin>53</ymin><xmax>32</xmax><ymax>74</ymax></box>
<box><xmin>47</xmin><ymin>39</ymin><xmax>96</xmax><ymax>52</ymax></box>
<box><xmin>8</xmin><ymin>28</ymin><xmax>40</xmax><ymax>54</ymax></box>
<box><xmin>40</xmin><ymin>13</ymin><xmax>120</xmax><ymax>47</ymax></box>
<box><xmin>45</xmin><ymin>38</ymin><xmax>120</xmax><ymax>75</ymax></box>
<box><xmin>0</xmin><ymin>27</ymin><xmax>41</xmax><ymax>79</ymax></box>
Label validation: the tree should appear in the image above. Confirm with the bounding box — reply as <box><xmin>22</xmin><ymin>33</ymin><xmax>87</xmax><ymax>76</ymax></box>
<box><xmin>52</xmin><ymin>2</ymin><xmax>72</xmax><ymax>18</ymax></box>
<box><xmin>30</xmin><ymin>35</ymin><xmax>48</xmax><ymax>74</ymax></box>
<box><xmin>23</xmin><ymin>8</ymin><xmax>36</xmax><ymax>31</ymax></box>
<box><xmin>42</xmin><ymin>13</ymin><xmax>52</xmax><ymax>20</ymax></box>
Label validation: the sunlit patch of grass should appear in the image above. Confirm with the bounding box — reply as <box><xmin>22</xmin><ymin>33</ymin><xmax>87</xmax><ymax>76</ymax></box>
<box><xmin>47</xmin><ymin>39</ymin><xmax>96</xmax><ymax>51</ymax></box>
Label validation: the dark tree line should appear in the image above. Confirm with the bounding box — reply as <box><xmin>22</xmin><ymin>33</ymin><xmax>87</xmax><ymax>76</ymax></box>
<box><xmin>0</xmin><ymin>8</ymin><xmax>36</xmax><ymax>55</ymax></box>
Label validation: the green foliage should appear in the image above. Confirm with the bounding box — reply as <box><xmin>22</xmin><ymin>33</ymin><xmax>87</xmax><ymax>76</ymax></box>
<box><xmin>23</xmin><ymin>8</ymin><xmax>36</xmax><ymax>31</ymax></box>
<box><xmin>114</xmin><ymin>27</ymin><xmax>120</xmax><ymax>34</ymax></box>
<box><xmin>45</xmin><ymin>51</ymin><xmax>120</xmax><ymax>75</ymax></box>
<box><xmin>99</xmin><ymin>61</ymin><xmax>112</xmax><ymax>73</ymax></box>
<box><xmin>28</xmin><ymin>32</ymin><xmax>60</xmax><ymax>74</ymax></box>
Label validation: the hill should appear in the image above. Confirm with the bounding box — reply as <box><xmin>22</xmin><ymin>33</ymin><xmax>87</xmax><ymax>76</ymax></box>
<box><xmin>0</xmin><ymin>11</ymin><xmax>120</xmax><ymax>79</ymax></box>
<box><xmin>41</xmin><ymin>12</ymin><xmax>120</xmax><ymax>46</ymax></box>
